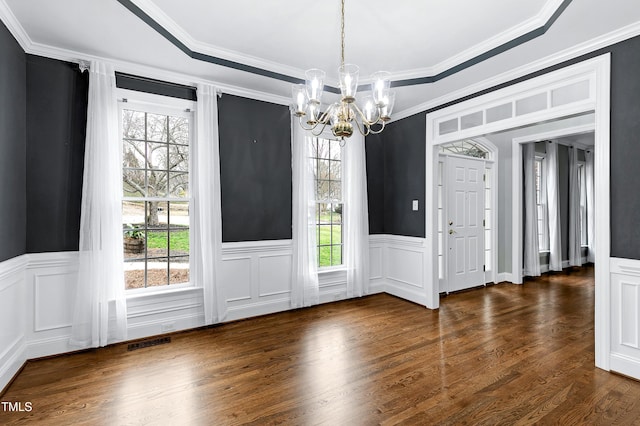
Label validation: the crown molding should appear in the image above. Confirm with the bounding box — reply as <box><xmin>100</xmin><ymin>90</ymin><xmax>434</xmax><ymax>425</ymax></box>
<box><xmin>390</xmin><ymin>0</ymin><xmax>570</xmax><ymax>82</ymax></box>
<box><xmin>0</xmin><ymin>0</ymin><xmax>33</xmax><ymax>51</ymax></box>
<box><xmin>23</xmin><ymin>38</ymin><xmax>291</xmax><ymax>106</ymax></box>
<box><xmin>129</xmin><ymin>0</ymin><xmax>307</xmax><ymax>83</ymax></box>
<box><xmin>391</xmin><ymin>20</ymin><xmax>640</xmax><ymax>122</ymax></box>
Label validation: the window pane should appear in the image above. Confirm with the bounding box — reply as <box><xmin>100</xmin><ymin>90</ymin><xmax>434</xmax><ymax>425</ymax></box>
<box><xmin>148</xmin><ymin>143</ymin><xmax>168</xmax><ymax>169</ymax></box>
<box><xmin>122</xmin><ymin>110</ymin><xmax>145</xmax><ymax>139</ymax></box>
<box><xmin>123</xmin><ymin>167</ymin><xmax>146</xmax><ymax>197</ymax></box>
<box><xmin>147</xmin><ymin>170</ymin><xmax>168</xmax><ymax>197</ymax></box>
<box><xmin>169</xmin><ymin>257</ymin><xmax>189</xmax><ymax>284</ymax></box>
<box><xmin>331</xmin><ymin>245</ymin><xmax>342</xmax><ymax>266</ymax></box>
<box><xmin>169</xmin><ymin>116</ymin><xmax>189</xmax><ymax>145</ymax></box>
<box><xmin>169</xmin><ymin>228</ymin><xmax>189</xmax><ymax>255</ymax></box>
<box><xmin>318</xmin><ymin>246</ymin><xmax>331</xmax><ymax>267</ymax></box>
<box><xmin>329</xmin><ymin>139</ymin><xmax>341</xmax><ymax>160</ymax></box>
<box><xmin>332</xmin><ymin>205</ymin><xmax>342</xmax><ymax>224</ymax></box>
<box><xmin>124</xmin><ymin>269</ymin><xmax>145</xmax><ymax>290</ymax></box>
<box><xmin>331</xmin><ymin>223</ymin><xmax>342</xmax><ymax>245</ymax></box>
<box><xmin>330</xmin><ymin>181</ymin><xmax>342</xmax><ymax>202</ymax></box>
<box><xmin>329</xmin><ymin>160</ymin><xmax>341</xmax><ymax>180</ymax></box>
<box><xmin>147</xmin><ymin>258</ymin><xmax>169</xmax><ymax>287</ymax></box>
<box><xmin>318</xmin><ymin>225</ymin><xmax>332</xmax><ymax>245</ymax></box>
<box><xmin>317</xmin><ymin>180</ymin><xmax>330</xmax><ymax>201</ymax></box>
<box><xmin>169</xmin><ymin>172</ymin><xmax>189</xmax><ymax>197</ymax></box>
<box><xmin>147</xmin><ymin>230</ymin><xmax>169</xmax><ymax>258</ymax></box>
<box><xmin>123</xmin><ymin>140</ymin><xmax>146</xmax><ymax>169</ymax></box>
<box><xmin>147</xmin><ymin>201</ymin><xmax>168</xmax><ymax>227</ymax></box>
<box><xmin>168</xmin><ymin>143</ymin><xmax>189</xmax><ymax>172</ymax></box>
<box><xmin>123</xmin><ymin>201</ymin><xmax>145</xmax><ymax>228</ymax></box>
<box><xmin>318</xmin><ymin>138</ymin><xmax>330</xmax><ymax>159</ymax></box>
<box><xmin>317</xmin><ymin>159</ymin><xmax>330</xmax><ymax>180</ymax></box>
<box><xmin>147</xmin><ymin>113</ymin><xmax>168</xmax><ymax>142</ymax></box>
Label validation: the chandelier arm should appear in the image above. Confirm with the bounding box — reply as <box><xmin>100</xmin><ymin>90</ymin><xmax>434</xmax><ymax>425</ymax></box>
<box><xmin>367</xmin><ymin>120</ymin><xmax>387</xmax><ymax>135</ymax></box>
<box><xmin>298</xmin><ymin>116</ymin><xmax>317</xmax><ymax>132</ymax></box>
<box><xmin>350</xmin><ymin>111</ymin><xmax>372</xmax><ymax>137</ymax></box>
<box><xmin>311</xmin><ymin>121</ymin><xmax>330</xmax><ymax>137</ymax></box>
<box><xmin>350</xmin><ymin>102</ymin><xmax>380</xmax><ymax>127</ymax></box>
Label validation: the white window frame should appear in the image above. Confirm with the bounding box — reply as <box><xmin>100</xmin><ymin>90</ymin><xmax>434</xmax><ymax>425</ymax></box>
<box><xmin>118</xmin><ymin>89</ymin><xmax>196</xmax><ymax>294</ymax></box>
<box><xmin>309</xmin><ymin>135</ymin><xmax>344</xmax><ymax>270</ymax></box>
<box><xmin>578</xmin><ymin>160</ymin><xmax>588</xmax><ymax>247</ymax></box>
<box><xmin>535</xmin><ymin>154</ymin><xmax>550</xmax><ymax>253</ymax></box>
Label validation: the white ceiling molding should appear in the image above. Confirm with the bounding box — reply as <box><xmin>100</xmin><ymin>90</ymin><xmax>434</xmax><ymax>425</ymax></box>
<box><xmin>128</xmin><ymin>0</ymin><xmax>308</xmax><ymax>82</ymax></box>
<box><xmin>391</xmin><ymin>20</ymin><xmax>640</xmax><ymax>122</ymax></box>
<box><xmin>126</xmin><ymin>0</ymin><xmax>570</xmax><ymax>86</ymax></box>
<box><xmin>0</xmin><ymin>0</ymin><xmax>32</xmax><ymax>52</ymax></box>
<box><xmin>0</xmin><ymin>4</ymin><xmax>291</xmax><ymax>108</ymax></box>
<box><xmin>390</xmin><ymin>0</ymin><xmax>569</xmax><ymax>82</ymax></box>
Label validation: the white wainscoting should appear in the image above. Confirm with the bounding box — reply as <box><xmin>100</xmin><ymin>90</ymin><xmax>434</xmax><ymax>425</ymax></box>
<box><xmin>222</xmin><ymin>240</ymin><xmax>293</xmax><ymax>321</ymax></box>
<box><xmin>377</xmin><ymin>235</ymin><xmax>428</xmax><ymax>305</ymax></box>
<box><xmin>0</xmin><ymin>234</ymin><xmax>428</xmax><ymax>392</ymax></box>
<box><xmin>610</xmin><ymin>257</ymin><xmax>640</xmax><ymax>380</ymax></box>
<box><xmin>0</xmin><ymin>255</ymin><xmax>27</xmax><ymax>394</ymax></box>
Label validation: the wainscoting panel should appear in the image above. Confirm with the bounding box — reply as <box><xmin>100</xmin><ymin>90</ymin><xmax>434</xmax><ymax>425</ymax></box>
<box><xmin>384</xmin><ymin>236</ymin><xmax>427</xmax><ymax>305</ymax></box>
<box><xmin>0</xmin><ymin>255</ymin><xmax>27</xmax><ymax>393</ymax></box>
<box><xmin>610</xmin><ymin>258</ymin><xmax>640</xmax><ymax>380</ymax></box>
<box><xmin>258</xmin><ymin>254</ymin><xmax>292</xmax><ymax>298</ymax></box>
<box><xmin>223</xmin><ymin>240</ymin><xmax>293</xmax><ymax>321</ymax></box>
<box><xmin>24</xmin><ymin>252</ymin><xmax>78</xmax><ymax>359</ymax></box>
<box><xmin>221</xmin><ymin>256</ymin><xmax>252</xmax><ymax>303</ymax></box>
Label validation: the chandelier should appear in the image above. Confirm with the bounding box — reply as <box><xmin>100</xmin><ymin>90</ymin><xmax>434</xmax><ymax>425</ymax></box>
<box><xmin>291</xmin><ymin>0</ymin><xmax>395</xmax><ymax>139</ymax></box>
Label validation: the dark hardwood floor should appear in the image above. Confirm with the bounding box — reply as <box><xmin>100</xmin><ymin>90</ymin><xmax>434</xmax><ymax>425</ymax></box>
<box><xmin>3</xmin><ymin>265</ymin><xmax>640</xmax><ymax>425</ymax></box>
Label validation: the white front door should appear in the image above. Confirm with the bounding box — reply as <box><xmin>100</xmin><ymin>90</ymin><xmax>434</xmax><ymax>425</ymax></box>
<box><xmin>446</xmin><ymin>156</ymin><xmax>485</xmax><ymax>292</ymax></box>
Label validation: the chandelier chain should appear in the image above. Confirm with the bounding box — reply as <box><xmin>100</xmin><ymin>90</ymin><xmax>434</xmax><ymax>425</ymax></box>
<box><xmin>340</xmin><ymin>0</ymin><xmax>345</xmax><ymax>67</ymax></box>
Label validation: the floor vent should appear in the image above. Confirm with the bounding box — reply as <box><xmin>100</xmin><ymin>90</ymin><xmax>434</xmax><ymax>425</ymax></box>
<box><xmin>127</xmin><ymin>336</ymin><xmax>171</xmax><ymax>351</ymax></box>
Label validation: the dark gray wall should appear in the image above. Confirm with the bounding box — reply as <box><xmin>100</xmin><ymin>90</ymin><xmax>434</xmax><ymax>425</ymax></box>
<box><xmin>367</xmin><ymin>34</ymin><xmax>640</xmax><ymax>261</ymax></box>
<box><xmin>218</xmin><ymin>94</ymin><xmax>292</xmax><ymax>242</ymax></box>
<box><xmin>25</xmin><ymin>55</ymin><xmax>88</xmax><ymax>253</ymax></box>
<box><xmin>0</xmin><ymin>21</ymin><xmax>26</xmax><ymax>262</ymax></box>
<box><xmin>609</xmin><ymin>36</ymin><xmax>640</xmax><ymax>259</ymax></box>
<box><xmin>366</xmin><ymin>113</ymin><xmax>426</xmax><ymax>237</ymax></box>
<box><xmin>365</xmin><ymin>133</ymin><xmax>385</xmax><ymax>234</ymax></box>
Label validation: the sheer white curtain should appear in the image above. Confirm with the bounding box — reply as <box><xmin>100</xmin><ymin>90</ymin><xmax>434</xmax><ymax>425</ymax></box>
<box><xmin>568</xmin><ymin>146</ymin><xmax>582</xmax><ymax>266</ymax></box>
<box><xmin>343</xmin><ymin>132</ymin><xmax>370</xmax><ymax>298</ymax></box>
<box><xmin>546</xmin><ymin>141</ymin><xmax>563</xmax><ymax>271</ymax></box>
<box><xmin>70</xmin><ymin>61</ymin><xmax>127</xmax><ymax>348</ymax></box>
<box><xmin>194</xmin><ymin>83</ymin><xmax>226</xmax><ymax>324</ymax></box>
<box><xmin>290</xmin><ymin>124</ymin><xmax>319</xmax><ymax>308</ymax></box>
<box><xmin>585</xmin><ymin>149</ymin><xmax>595</xmax><ymax>263</ymax></box>
<box><xmin>523</xmin><ymin>143</ymin><xmax>541</xmax><ymax>277</ymax></box>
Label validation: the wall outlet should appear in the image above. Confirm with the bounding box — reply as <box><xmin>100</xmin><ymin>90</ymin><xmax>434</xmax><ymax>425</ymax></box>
<box><xmin>412</xmin><ymin>200</ymin><xmax>419</xmax><ymax>211</ymax></box>
<box><xmin>161</xmin><ymin>322</ymin><xmax>176</xmax><ymax>333</ymax></box>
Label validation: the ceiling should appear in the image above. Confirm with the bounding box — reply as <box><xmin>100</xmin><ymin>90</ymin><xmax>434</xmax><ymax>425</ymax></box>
<box><xmin>2</xmin><ymin>0</ymin><xmax>640</xmax><ymax>117</ymax></box>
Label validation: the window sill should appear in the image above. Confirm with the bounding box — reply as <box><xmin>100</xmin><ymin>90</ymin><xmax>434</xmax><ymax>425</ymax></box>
<box><xmin>318</xmin><ymin>266</ymin><xmax>346</xmax><ymax>274</ymax></box>
<box><xmin>126</xmin><ymin>283</ymin><xmax>199</xmax><ymax>300</ymax></box>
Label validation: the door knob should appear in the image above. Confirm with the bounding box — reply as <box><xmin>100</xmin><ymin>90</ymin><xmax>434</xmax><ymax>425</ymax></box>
<box><xmin>449</xmin><ymin>229</ymin><xmax>456</xmax><ymax>235</ymax></box>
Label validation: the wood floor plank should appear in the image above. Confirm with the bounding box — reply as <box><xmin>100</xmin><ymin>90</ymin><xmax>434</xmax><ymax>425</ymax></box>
<box><xmin>3</xmin><ymin>265</ymin><xmax>640</xmax><ymax>425</ymax></box>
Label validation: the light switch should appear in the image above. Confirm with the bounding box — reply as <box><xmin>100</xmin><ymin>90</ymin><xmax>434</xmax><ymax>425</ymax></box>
<box><xmin>412</xmin><ymin>200</ymin><xmax>419</xmax><ymax>211</ymax></box>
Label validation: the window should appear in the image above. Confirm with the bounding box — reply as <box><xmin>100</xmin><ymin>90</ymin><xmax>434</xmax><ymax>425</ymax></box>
<box><xmin>578</xmin><ymin>162</ymin><xmax>588</xmax><ymax>246</ymax></box>
<box><xmin>309</xmin><ymin>137</ymin><xmax>343</xmax><ymax>268</ymax></box>
<box><xmin>121</xmin><ymin>105</ymin><xmax>192</xmax><ymax>290</ymax></box>
<box><xmin>535</xmin><ymin>155</ymin><xmax>549</xmax><ymax>252</ymax></box>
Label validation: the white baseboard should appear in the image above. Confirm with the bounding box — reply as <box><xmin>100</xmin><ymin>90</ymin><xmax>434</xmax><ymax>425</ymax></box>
<box><xmin>226</xmin><ymin>298</ymin><xmax>292</xmax><ymax>322</ymax></box>
<box><xmin>0</xmin><ymin>337</ymin><xmax>26</xmax><ymax>394</ymax></box>
<box><xmin>496</xmin><ymin>272</ymin><xmax>514</xmax><ymax>283</ymax></box>
<box><xmin>127</xmin><ymin>313</ymin><xmax>205</xmax><ymax>341</ymax></box>
<box><xmin>610</xmin><ymin>352</ymin><xmax>640</xmax><ymax>380</ymax></box>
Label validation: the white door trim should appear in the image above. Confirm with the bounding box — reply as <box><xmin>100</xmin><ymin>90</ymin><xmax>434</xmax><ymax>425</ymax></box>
<box><xmin>424</xmin><ymin>53</ymin><xmax>611</xmax><ymax>372</ymax></box>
